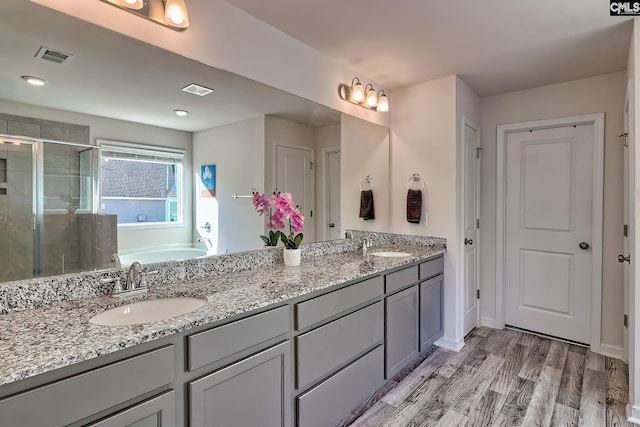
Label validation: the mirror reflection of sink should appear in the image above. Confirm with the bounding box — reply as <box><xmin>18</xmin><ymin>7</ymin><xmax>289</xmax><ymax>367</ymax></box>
<box><xmin>370</xmin><ymin>252</ymin><xmax>412</xmax><ymax>258</ymax></box>
<box><xmin>89</xmin><ymin>297</ymin><xmax>207</xmax><ymax>326</ymax></box>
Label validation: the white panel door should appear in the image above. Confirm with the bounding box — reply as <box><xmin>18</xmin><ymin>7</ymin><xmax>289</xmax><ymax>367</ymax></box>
<box><xmin>505</xmin><ymin>124</ymin><xmax>594</xmax><ymax>344</ymax></box>
<box><xmin>276</xmin><ymin>145</ymin><xmax>315</xmax><ymax>242</ymax></box>
<box><xmin>463</xmin><ymin>122</ymin><xmax>479</xmax><ymax>335</ymax></box>
<box><xmin>326</xmin><ymin>150</ymin><xmax>341</xmax><ymax>240</ymax></box>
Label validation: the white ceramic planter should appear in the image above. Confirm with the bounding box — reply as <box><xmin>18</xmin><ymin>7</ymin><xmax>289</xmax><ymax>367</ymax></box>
<box><xmin>283</xmin><ymin>248</ymin><xmax>301</xmax><ymax>267</ymax></box>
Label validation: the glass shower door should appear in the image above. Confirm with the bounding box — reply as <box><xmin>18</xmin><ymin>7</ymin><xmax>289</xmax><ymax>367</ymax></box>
<box><xmin>0</xmin><ymin>138</ymin><xmax>36</xmax><ymax>281</ymax></box>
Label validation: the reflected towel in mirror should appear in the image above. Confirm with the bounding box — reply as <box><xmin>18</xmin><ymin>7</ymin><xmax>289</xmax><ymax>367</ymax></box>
<box><xmin>407</xmin><ymin>189</ymin><xmax>422</xmax><ymax>223</ymax></box>
<box><xmin>359</xmin><ymin>189</ymin><xmax>375</xmax><ymax>220</ymax></box>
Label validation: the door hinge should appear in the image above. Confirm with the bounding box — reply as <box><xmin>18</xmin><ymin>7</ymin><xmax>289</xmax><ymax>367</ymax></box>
<box><xmin>624</xmin><ymin>224</ymin><xmax>629</xmax><ymax>237</ymax></box>
<box><xmin>310</xmin><ymin>210</ymin><xmax>313</xmax><ymax>218</ymax></box>
<box><xmin>310</xmin><ymin>161</ymin><xmax>314</xmax><ymax>170</ymax></box>
<box><xmin>624</xmin><ymin>314</ymin><xmax>629</xmax><ymax>328</ymax></box>
<box><xmin>476</xmin><ymin>289</ymin><xmax>480</xmax><ymax>299</ymax></box>
<box><xmin>476</xmin><ymin>218</ymin><xmax>480</xmax><ymax>229</ymax></box>
<box><xmin>476</xmin><ymin>147</ymin><xmax>482</xmax><ymax>159</ymax></box>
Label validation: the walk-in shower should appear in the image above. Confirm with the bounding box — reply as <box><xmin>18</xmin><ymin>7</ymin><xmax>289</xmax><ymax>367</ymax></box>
<box><xmin>0</xmin><ymin>135</ymin><xmax>103</xmax><ymax>281</ymax></box>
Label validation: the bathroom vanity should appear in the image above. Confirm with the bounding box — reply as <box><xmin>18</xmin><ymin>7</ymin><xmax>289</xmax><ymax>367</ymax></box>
<box><xmin>0</xmin><ymin>239</ymin><xmax>444</xmax><ymax>427</ymax></box>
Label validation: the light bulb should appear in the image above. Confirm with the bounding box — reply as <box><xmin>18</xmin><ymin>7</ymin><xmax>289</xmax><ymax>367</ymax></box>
<box><xmin>165</xmin><ymin>0</ymin><xmax>190</xmax><ymax>28</ymax></box>
<box><xmin>174</xmin><ymin>109</ymin><xmax>189</xmax><ymax>117</ymax></box>
<box><xmin>110</xmin><ymin>0</ymin><xmax>144</xmax><ymax>9</ymax></box>
<box><xmin>349</xmin><ymin>79</ymin><xmax>365</xmax><ymax>103</ymax></box>
<box><xmin>377</xmin><ymin>91</ymin><xmax>389</xmax><ymax>112</ymax></box>
<box><xmin>365</xmin><ymin>87</ymin><xmax>378</xmax><ymax>108</ymax></box>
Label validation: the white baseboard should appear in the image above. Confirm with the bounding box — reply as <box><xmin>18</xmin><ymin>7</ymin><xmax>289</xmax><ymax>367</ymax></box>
<box><xmin>600</xmin><ymin>343</ymin><xmax>626</xmax><ymax>362</ymax></box>
<box><xmin>628</xmin><ymin>404</ymin><xmax>640</xmax><ymax>425</ymax></box>
<box><xmin>435</xmin><ymin>336</ymin><xmax>465</xmax><ymax>352</ymax></box>
<box><xmin>480</xmin><ymin>317</ymin><xmax>497</xmax><ymax>328</ymax></box>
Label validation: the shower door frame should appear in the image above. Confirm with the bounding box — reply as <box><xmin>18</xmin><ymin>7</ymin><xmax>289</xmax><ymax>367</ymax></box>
<box><xmin>0</xmin><ymin>134</ymin><xmax>100</xmax><ymax>277</ymax></box>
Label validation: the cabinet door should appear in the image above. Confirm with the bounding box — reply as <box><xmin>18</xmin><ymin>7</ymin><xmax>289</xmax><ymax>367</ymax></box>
<box><xmin>385</xmin><ymin>285</ymin><xmax>419</xmax><ymax>378</ymax></box>
<box><xmin>87</xmin><ymin>391</ymin><xmax>175</xmax><ymax>427</ymax></box>
<box><xmin>189</xmin><ymin>341</ymin><xmax>291</xmax><ymax>427</ymax></box>
<box><xmin>420</xmin><ymin>274</ymin><xmax>444</xmax><ymax>351</ymax></box>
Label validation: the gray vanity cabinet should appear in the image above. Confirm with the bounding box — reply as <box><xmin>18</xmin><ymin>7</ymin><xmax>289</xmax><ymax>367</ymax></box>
<box><xmin>420</xmin><ymin>274</ymin><xmax>444</xmax><ymax>351</ymax></box>
<box><xmin>189</xmin><ymin>341</ymin><xmax>291</xmax><ymax>427</ymax></box>
<box><xmin>87</xmin><ymin>391</ymin><xmax>175</xmax><ymax>427</ymax></box>
<box><xmin>385</xmin><ymin>285</ymin><xmax>419</xmax><ymax>378</ymax></box>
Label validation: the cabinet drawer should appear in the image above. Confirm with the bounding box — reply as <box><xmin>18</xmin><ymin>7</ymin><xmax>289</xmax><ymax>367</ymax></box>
<box><xmin>296</xmin><ymin>302</ymin><xmax>382</xmax><ymax>389</ymax></box>
<box><xmin>385</xmin><ymin>265</ymin><xmax>419</xmax><ymax>293</ymax></box>
<box><xmin>0</xmin><ymin>346</ymin><xmax>174</xmax><ymax>427</ymax></box>
<box><xmin>188</xmin><ymin>305</ymin><xmax>289</xmax><ymax>371</ymax></box>
<box><xmin>87</xmin><ymin>390</ymin><xmax>175</xmax><ymax>427</ymax></box>
<box><xmin>297</xmin><ymin>346</ymin><xmax>384</xmax><ymax>427</ymax></box>
<box><xmin>296</xmin><ymin>275</ymin><xmax>383</xmax><ymax>330</ymax></box>
<box><xmin>420</xmin><ymin>256</ymin><xmax>444</xmax><ymax>280</ymax></box>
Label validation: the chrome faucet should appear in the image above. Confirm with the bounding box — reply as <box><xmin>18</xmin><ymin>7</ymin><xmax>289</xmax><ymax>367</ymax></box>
<box><xmin>126</xmin><ymin>261</ymin><xmax>143</xmax><ymax>291</ymax></box>
<box><xmin>366</xmin><ymin>233</ymin><xmax>379</xmax><ymax>248</ymax></box>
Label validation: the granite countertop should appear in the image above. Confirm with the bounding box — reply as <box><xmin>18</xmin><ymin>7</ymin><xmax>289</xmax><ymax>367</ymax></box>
<box><xmin>0</xmin><ymin>244</ymin><xmax>445</xmax><ymax>386</ymax></box>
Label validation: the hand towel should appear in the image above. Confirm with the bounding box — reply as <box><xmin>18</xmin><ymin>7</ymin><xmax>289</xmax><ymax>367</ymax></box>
<box><xmin>407</xmin><ymin>189</ymin><xmax>422</xmax><ymax>223</ymax></box>
<box><xmin>359</xmin><ymin>189</ymin><xmax>375</xmax><ymax>220</ymax></box>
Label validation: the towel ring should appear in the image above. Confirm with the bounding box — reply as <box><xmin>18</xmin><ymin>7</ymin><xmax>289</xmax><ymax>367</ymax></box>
<box><xmin>360</xmin><ymin>175</ymin><xmax>374</xmax><ymax>191</ymax></box>
<box><xmin>407</xmin><ymin>173</ymin><xmax>425</xmax><ymax>190</ymax></box>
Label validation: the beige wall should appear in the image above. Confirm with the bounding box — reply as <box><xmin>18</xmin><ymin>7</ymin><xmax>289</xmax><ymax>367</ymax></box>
<box><xmin>390</xmin><ymin>75</ymin><xmax>480</xmax><ymax>348</ymax></box>
<box><xmin>479</xmin><ymin>71</ymin><xmax>628</xmax><ymax>350</ymax></box>
<box><xmin>341</xmin><ymin>114</ymin><xmax>390</xmax><ymax>234</ymax></box>
<box><xmin>0</xmin><ymin>99</ymin><xmax>193</xmax><ymax>252</ymax></box>
<box><xmin>193</xmin><ymin>117</ymin><xmax>265</xmax><ymax>254</ymax></box>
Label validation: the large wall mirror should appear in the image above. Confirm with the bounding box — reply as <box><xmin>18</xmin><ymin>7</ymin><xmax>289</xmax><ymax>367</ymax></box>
<box><xmin>0</xmin><ymin>0</ymin><xmax>390</xmax><ymax>283</ymax></box>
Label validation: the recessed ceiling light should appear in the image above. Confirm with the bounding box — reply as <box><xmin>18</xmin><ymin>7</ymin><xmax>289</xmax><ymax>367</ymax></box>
<box><xmin>21</xmin><ymin>76</ymin><xmax>46</xmax><ymax>86</ymax></box>
<box><xmin>174</xmin><ymin>109</ymin><xmax>189</xmax><ymax>117</ymax></box>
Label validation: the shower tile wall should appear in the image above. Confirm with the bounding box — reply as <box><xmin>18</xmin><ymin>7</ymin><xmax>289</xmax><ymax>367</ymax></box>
<box><xmin>0</xmin><ymin>113</ymin><xmax>94</xmax><ymax>281</ymax></box>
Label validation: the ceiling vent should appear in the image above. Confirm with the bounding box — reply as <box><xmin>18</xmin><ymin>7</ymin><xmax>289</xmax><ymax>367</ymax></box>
<box><xmin>35</xmin><ymin>46</ymin><xmax>74</xmax><ymax>64</ymax></box>
<box><xmin>182</xmin><ymin>83</ymin><xmax>214</xmax><ymax>97</ymax></box>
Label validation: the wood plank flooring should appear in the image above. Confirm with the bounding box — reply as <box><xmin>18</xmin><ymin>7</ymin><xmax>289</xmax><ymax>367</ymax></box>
<box><xmin>348</xmin><ymin>327</ymin><xmax>630</xmax><ymax>427</ymax></box>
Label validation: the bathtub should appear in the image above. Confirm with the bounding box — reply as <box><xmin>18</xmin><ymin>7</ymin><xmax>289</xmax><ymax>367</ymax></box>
<box><xmin>118</xmin><ymin>246</ymin><xmax>210</xmax><ymax>267</ymax></box>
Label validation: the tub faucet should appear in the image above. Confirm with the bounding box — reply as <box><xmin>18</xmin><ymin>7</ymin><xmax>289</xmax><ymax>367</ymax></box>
<box><xmin>126</xmin><ymin>261</ymin><xmax>143</xmax><ymax>290</ymax></box>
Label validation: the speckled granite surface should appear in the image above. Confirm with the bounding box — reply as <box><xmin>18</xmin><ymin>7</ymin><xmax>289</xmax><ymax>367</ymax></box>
<box><xmin>0</xmin><ymin>235</ymin><xmax>445</xmax><ymax>386</ymax></box>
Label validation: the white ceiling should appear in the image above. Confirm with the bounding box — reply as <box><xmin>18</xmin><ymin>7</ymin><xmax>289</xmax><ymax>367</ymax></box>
<box><xmin>0</xmin><ymin>0</ymin><xmax>340</xmax><ymax>132</ymax></box>
<box><xmin>225</xmin><ymin>0</ymin><xmax>633</xmax><ymax>96</ymax></box>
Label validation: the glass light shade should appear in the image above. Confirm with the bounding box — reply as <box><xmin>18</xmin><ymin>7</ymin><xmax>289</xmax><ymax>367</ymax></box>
<box><xmin>110</xmin><ymin>0</ymin><xmax>144</xmax><ymax>9</ymax></box>
<box><xmin>377</xmin><ymin>93</ymin><xmax>389</xmax><ymax>112</ymax></box>
<box><xmin>21</xmin><ymin>76</ymin><xmax>46</xmax><ymax>86</ymax></box>
<box><xmin>349</xmin><ymin>81</ymin><xmax>365</xmax><ymax>103</ymax></box>
<box><xmin>165</xmin><ymin>0</ymin><xmax>190</xmax><ymax>28</ymax></box>
<box><xmin>365</xmin><ymin>88</ymin><xmax>378</xmax><ymax>107</ymax></box>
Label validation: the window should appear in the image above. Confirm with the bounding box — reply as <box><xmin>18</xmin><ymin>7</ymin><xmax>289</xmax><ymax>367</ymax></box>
<box><xmin>99</xmin><ymin>140</ymin><xmax>185</xmax><ymax>226</ymax></box>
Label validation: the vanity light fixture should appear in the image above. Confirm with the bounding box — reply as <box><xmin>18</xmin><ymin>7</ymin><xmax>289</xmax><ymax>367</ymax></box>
<box><xmin>338</xmin><ymin>78</ymin><xmax>389</xmax><ymax>112</ymax></box>
<box><xmin>100</xmin><ymin>0</ymin><xmax>190</xmax><ymax>31</ymax></box>
<box><xmin>174</xmin><ymin>109</ymin><xmax>189</xmax><ymax>116</ymax></box>
<box><xmin>21</xmin><ymin>75</ymin><xmax>46</xmax><ymax>86</ymax></box>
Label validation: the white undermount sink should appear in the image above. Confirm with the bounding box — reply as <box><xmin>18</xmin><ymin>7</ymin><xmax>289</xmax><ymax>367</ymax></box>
<box><xmin>370</xmin><ymin>251</ymin><xmax>412</xmax><ymax>258</ymax></box>
<box><xmin>89</xmin><ymin>297</ymin><xmax>206</xmax><ymax>326</ymax></box>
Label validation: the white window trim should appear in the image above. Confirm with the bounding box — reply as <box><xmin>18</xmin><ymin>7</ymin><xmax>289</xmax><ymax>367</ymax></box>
<box><xmin>98</xmin><ymin>139</ymin><xmax>186</xmax><ymax>229</ymax></box>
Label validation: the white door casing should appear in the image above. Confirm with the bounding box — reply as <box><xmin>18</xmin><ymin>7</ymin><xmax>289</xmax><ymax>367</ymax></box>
<box><xmin>325</xmin><ymin>149</ymin><xmax>341</xmax><ymax>240</ymax></box>
<box><xmin>462</xmin><ymin>118</ymin><xmax>480</xmax><ymax>335</ymax></box>
<box><xmin>496</xmin><ymin>114</ymin><xmax>604</xmax><ymax>352</ymax></box>
<box><xmin>623</xmin><ymin>83</ymin><xmax>630</xmax><ymax>362</ymax></box>
<box><xmin>276</xmin><ymin>145</ymin><xmax>315</xmax><ymax>242</ymax></box>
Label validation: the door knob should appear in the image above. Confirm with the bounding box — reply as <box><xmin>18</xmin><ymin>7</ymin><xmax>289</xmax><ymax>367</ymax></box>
<box><xmin>464</xmin><ymin>238</ymin><xmax>473</xmax><ymax>245</ymax></box>
<box><xmin>328</xmin><ymin>223</ymin><xmax>335</xmax><ymax>228</ymax></box>
<box><xmin>579</xmin><ymin>242</ymin><xmax>590</xmax><ymax>250</ymax></box>
<box><xmin>618</xmin><ymin>254</ymin><xmax>631</xmax><ymax>264</ymax></box>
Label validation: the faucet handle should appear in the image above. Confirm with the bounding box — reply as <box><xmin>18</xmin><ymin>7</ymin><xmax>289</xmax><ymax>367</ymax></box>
<box><xmin>100</xmin><ymin>277</ymin><xmax>123</xmax><ymax>294</ymax></box>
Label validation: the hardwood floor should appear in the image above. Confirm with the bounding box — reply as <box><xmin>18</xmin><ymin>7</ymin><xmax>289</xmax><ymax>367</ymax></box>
<box><xmin>348</xmin><ymin>327</ymin><xmax>631</xmax><ymax>427</ymax></box>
